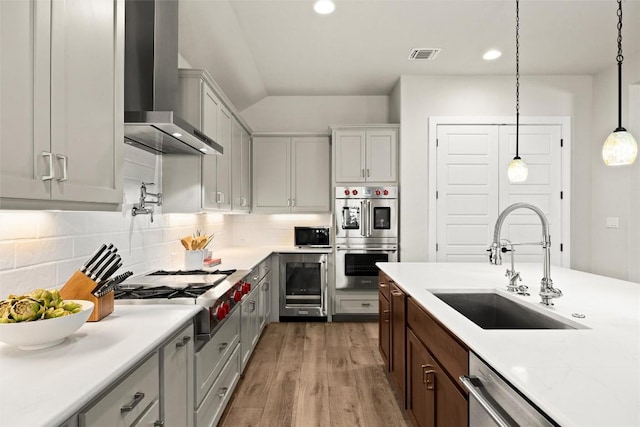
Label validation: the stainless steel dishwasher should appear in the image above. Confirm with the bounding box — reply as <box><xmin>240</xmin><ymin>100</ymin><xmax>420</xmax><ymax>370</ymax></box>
<box><xmin>460</xmin><ymin>352</ymin><xmax>558</xmax><ymax>427</ymax></box>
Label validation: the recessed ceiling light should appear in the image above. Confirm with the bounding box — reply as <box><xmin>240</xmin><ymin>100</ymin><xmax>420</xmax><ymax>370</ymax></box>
<box><xmin>172</xmin><ymin>132</ymin><xmax>183</xmax><ymax>138</ymax></box>
<box><xmin>199</xmin><ymin>148</ymin><xmax>208</xmax><ymax>153</ymax></box>
<box><xmin>483</xmin><ymin>49</ymin><xmax>502</xmax><ymax>61</ymax></box>
<box><xmin>314</xmin><ymin>0</ymin><xmax>335</xmax><ymax>15</ymax></box>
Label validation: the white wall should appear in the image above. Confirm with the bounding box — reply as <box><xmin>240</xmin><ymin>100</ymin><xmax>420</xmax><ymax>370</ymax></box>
<box><xmin>0</xmin><ymin>146</ymin><xmax>233</xmax><ymax>297</ymax></box>
<box><xmin>398</xmin><ymin>74</ymin><xmax>594</xmax><ymax>273</ymax></box>
<box><xmin>232</xmin><ymin>214</ymin><xmax>332</xmax><ymax>247</ymax></box>
<box><xmin>590</xmin><ymin>52</ymin><xmax>640</xmax><ymax>282</ymax></box>
<box><xmin>240</xmin><ymin>95</ymin><xmax>390</xmax><ymax>133</ymax></box>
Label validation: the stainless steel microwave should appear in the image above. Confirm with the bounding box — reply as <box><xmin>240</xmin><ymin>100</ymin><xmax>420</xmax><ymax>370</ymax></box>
<box><xmin>294</xmin><ymin>227</ymin><xmax>330</xmax><ymax>247</ymax></box>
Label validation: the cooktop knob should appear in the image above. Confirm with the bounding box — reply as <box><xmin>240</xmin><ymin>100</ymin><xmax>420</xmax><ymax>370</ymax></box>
<box><xmin>375</xmin><ymin>189</ymin><xmax>381</xmax><ymax>196</ymax></box>
<box><xmin>383</xmin><ymin>189</ymin><xmax>389</xmax><ymax>196</ymax></box>
<box><xmin>344</xmin><ymin>189</ymin><xmax>350</xmax><ymax>195</ymax></box>
<box><xmin>352</xmin><ymin>189</ymin><xmax>358</xmax><ymax>195</ymax></box>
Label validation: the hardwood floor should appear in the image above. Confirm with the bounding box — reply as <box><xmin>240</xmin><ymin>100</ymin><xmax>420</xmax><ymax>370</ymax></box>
<box><xmin>219</xmin><ymin>322</ymin><xmax>411</xmax><ymax>427</ymax></box>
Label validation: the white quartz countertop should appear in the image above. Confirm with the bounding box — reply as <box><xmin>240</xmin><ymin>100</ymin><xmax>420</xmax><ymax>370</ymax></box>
<box><xmin>377</xmin><ymin>262</ymin><xmax>640</xmax><ymax>426</ymax></box>
<box><xmin>0</xmin><ymin>305</ymin><xmax>201</xmax><ymax>427</ymax></box>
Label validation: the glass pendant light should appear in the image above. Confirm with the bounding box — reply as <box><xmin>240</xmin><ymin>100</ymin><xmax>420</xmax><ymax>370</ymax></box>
<box><xmin>602</xmin><ymin>0</ymin><xmax>638</xmax><ymax>166</ymax></box>
<box><xmin>508</xmin><ymin>0</ymin><xmax>528</xmax><ymax>183</ymax></box>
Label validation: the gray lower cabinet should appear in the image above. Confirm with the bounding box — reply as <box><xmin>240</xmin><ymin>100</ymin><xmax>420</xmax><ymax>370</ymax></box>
<box><xmin>78</xmin><ymin>353</ymin><xmax>160</xmax><ymax>427</ymax></box>
<box><xmin>240</xmin><ymin>285</ymin><xmax>260</xmax><ymax>371</ymax></box>
<box><xmin>195</xmin><ymin>345</ymin><xmax>241</xmax><ymax>427</ymax></box>
<box><xmin>194</xmin><ymin>308</ymin><xmax>240</xmax><ymax>408</ymax></box>
<box><xmin>334</xmin><ymin>290</ymin><xmax>379</xmax><ymax>315</ymax></box>
<box><xmin>161</xmin><ymin>324</ymin><xmax>194</xmax><ymax>427</ymax></box>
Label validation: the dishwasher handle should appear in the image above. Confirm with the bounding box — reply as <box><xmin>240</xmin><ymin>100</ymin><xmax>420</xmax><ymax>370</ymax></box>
<box><xmin>460</xmin><ymin>375</ymin><xmax>514</xmax><ymax>427</ymax></box>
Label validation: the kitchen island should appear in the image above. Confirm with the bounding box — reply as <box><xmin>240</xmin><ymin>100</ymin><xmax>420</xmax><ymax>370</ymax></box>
<box><xmin>0</xmin><ymin>305</ymin><xmax>201</xmax><ymax>427</ymax></box>
<box><xmin>377</xmin><ymin>262</ymin><xmax>640</xmax><ymax>426</ymax></box>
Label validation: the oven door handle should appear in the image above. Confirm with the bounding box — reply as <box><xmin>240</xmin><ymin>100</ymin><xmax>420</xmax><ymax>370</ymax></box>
<box><xmin>360</xmin><ymin>200</ymin><xmax>367</xmax><ymax>237</ymax></box>
<box><xmin>460</xmin><ymin>376</ymin><xmax>514</xmax><ymax>427</ymax></box>
<box><xmin>336</xmin><ymin>247</ymin><xmax>397</xmax><ymax>252</ymax></box>
<box><xmin>367</xmin><ymin>200</ymin><xmax>373</xmax><ymax>237</ymax></box>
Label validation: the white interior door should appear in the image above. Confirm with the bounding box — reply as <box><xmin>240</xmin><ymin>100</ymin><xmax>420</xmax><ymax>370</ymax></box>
<box><xmin>498</xmin><ymin>125</ymin><xmax>563</xmax><ymax>265</ymax></box>
<box><xmin>436</xmin><ymin>123</ymin><xmax>563</xmax><ymax>265</ymax></box>
<box><xmin>436</xmin><ymin>125</ymin><xmax>499</xmax><ymax>262</ymax></box>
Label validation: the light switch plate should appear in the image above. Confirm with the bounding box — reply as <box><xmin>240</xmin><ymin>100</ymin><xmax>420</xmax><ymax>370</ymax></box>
<box><xmin>606</xmin><ymin>217</ymin><xmax>619</xmax><ymax>228</ymax></box>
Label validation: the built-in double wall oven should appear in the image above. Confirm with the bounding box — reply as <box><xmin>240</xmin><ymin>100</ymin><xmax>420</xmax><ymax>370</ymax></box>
<box><xmin>335</xmin><ymin>186</ymin><xmax>398</xmax><ymax>290</ymax></box>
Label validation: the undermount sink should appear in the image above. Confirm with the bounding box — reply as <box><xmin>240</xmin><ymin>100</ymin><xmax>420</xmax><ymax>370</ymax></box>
<box><xmin>432</xmin><ymin>291</ymin><xmax>585</xmax><ymax>330</ymax></box>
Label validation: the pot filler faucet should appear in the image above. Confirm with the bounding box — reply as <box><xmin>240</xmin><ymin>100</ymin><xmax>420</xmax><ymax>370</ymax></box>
<box><xmin>488</xmin><ymin>203</ymin><xmax>562</xmax><ymax>306</ymax></box>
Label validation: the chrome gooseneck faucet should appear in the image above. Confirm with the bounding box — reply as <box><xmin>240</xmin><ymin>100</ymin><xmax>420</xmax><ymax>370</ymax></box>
<box><xmin>132</xmin><ymin>182</ymin><xmax>162</xmax><ymax>222</ymax></box>
<box><xmin>489</xmin><ymin>203</ymin><xmax>562</xmax><ymax>306</ymax></box>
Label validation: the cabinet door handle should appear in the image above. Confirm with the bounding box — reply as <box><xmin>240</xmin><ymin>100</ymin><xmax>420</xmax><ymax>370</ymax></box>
<box><xmin>120</xmin><ymin>392</ymin><xmax>145</xmax><ymax>413</ymax></box>
<box><xmin>241</xmin><ymin>197</ymin><xmax>247</xmax><ymax>207</ymax></box>
<box><xmin>176</xmin><ymin>335</ymin><xmax>191</xmax><ymax>348</ymax></box>
<box><xmin>153</xmin><ymin>421</ymin><xmax>165</xmax><ymax>427</ymax></box>
<box><xmin>250</xmin><ymin>300</ymin><xmax>256</xmax><ymax>312</ymax></box>
<box><xmin>56</xmin><ymin>154</ymin><xmax>68</xmax><ymax>181</ymax></box>
<box><xmin>383</xmin><ymin>309</ymin><xmax>390</xmax><ymax>323</ymax></box>
<box><xmin>218</xmin><ymin>387</ymin><xmax>229</xmax><ymax>399</ymax></box>
<box><xmin>367</xmin><ymin>169</ymin><xmax>370</xmax><ymax>177</ymax></box>
<box><xmin>218</xmin><ymin>342</ymin><xmax>228</xmax><ymax>352</ymax></box>
<box><xmin>391</xmin><ymin>290</ymin><xmax>403</xmax><ymax>297</ymax></box>
<box><xmin>421</xmin><ymin>365</ymin><xmax>436</xmax><ymax>390</ymax></box>
<box><xmin>379</xmin><ymin>283</ymin><xmax>388</xmax><ymax>288</ymax></box>
<box><xmin>362</xmin><ymin>168</ymin><xmax>365</xmax><ymax>177</ymax></box>
<box><xmin>42</xmin><ymin>152</ymin><xmax>54</xmax><ymax>181</ymax></box>
<box><xmin>287</xmin><ymin>199</ymin><xmax>291</xmax><ymax>207</ymax></box>
<box><xmin>216</xmin><ymin>192</ymin><xmax>222</xmax><ymax>203</ymax></box>
<box><xmin>361</xmin><ymin>302</ymin><xmax>371</xmax><ymax>307</ymax></box>
<box><xmin>291</xmin><ymin>198</ymin><xmax>295</xmax><ymax>207</ymax></box>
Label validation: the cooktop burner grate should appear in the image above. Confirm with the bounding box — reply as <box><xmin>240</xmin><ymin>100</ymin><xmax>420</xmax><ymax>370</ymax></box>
<box><xmin>147</xmin><ymin>269</ymin><xmax>237</xmax><ymax>276</ymax></box>
<box><xmin>114</xmin><ymin>284</ymin><xmax>215</xmax><ymax>299</ymax></box>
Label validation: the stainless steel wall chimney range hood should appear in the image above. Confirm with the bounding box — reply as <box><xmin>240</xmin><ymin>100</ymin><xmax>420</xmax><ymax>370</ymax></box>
<box><xmin>124</xmin><ymin>0</ymin><xmax>223</xmax><ymax>155</ymax></box>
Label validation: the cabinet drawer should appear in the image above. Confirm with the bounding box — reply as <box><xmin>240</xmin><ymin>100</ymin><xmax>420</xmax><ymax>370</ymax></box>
<box><xmin>337</xmin><ymin>297</ymin><xmax>378</xmax><ymax>314</ymax></box>
<box><xmin>195</xmin><ymin>307</ymin><xmax>240</xmax><ymax>407</ymax></box>
<box><xmin>378</xmin><ymin>271</ymin><xmax>391</xmax><ymax>301</ymax></box>
<box><xmin>195</xmin><ymin>344</ymin><xmax>241</xmax><ymax>427</ymax></box>
<box><xmin>407</xmin><ymin>298</ymin><xmax>468</xmax><ymax>391</ymax></box>
<box><xmin>79</xmin><ymin>353</ymin><xmax>159</xmax><ymax>427</ymax></box>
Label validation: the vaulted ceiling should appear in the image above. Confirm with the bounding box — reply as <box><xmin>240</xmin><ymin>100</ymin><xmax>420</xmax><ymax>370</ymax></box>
<box><xmin>179</xmin><ymin>0</ymin><xmax>640</xmax><ymax>111</ymax></box>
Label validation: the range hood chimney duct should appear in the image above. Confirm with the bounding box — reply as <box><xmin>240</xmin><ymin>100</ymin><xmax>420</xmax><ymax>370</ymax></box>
<box><xmin>124</xmin><ymin>0</ymin><xmax>223</xmax><ymax>155</ymax></box>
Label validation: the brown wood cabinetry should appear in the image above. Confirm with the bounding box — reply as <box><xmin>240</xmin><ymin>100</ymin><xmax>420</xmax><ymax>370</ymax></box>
<box><xmin>379</xmin><ymin>291</ymin><xmax>390</xmax><ymax>371</ymax></box>
<box><xmin>407</xmin><ymin>330</ymin><xmax>467</xmax><ymax>427</ymax></box>
<box><xmin>379</xmin><ymin>272</ymin><xmax>406</xmax><ymax>406</ymax></box>
<box><xmin>378</xmin><ymin>271</ymin><xmax>469</xmax><ymax>427</ymax></box>
<box><xmin>379</xmin><ymin>272</ymin><xmax>391</xmax><ymax>371</ymax></box>
<box><xmin>390</xmin><ymin>282</ymin><xmax>406</xmax><ymax>406</ymax></box>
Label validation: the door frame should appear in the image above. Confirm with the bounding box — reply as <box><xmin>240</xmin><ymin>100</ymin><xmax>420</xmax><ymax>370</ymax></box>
<box><xmin>427</xmin><ymin>116</ymin><xmax>571</xmax><ymax>267</ymax></box>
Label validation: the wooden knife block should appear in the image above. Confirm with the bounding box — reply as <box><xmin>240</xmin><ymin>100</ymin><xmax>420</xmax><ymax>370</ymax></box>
<box><xmin>59</xmin><ymin>270</ymin><xmax>114</xmax><ymax>322</ymax></box>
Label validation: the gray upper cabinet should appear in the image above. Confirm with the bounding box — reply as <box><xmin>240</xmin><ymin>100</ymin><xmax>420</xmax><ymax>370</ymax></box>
<box><xmin>333</xmin><ymin>126</ymin><xmax>398</xmax><ymax>184</ymax></box>
<box><xmin>215</xmin><ymin>104</ymin><xmax>232</xmax><ymax>210</ymax></box>
<box><xmin>252</xmin><ymin>135</ymin><xmax>330</xmax><ymax>213</ymax></box>
<box><xmin>164</xmin><ymin>68</ymin><xmax>251</xmax><ymax>213</ymax></box>
<box><xmin>232</xmin><ymin>120</ymin><xmax>251</xmax><ymax>212</ymax></box>
<box><xmin>0</xmin><ymin>0</ymin><xmax>124</xmax><ymax>207</ymax></box>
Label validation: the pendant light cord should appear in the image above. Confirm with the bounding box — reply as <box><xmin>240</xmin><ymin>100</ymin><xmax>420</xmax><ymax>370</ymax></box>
<box><xmin>616</xmin><ymin>0</ymin><xmax>624</xmax><ymax>131</ymax></box>
<box><xmin>515</xmin><ymin>0</ymin><xmax>521</xmax><ymax>158</ymax></box>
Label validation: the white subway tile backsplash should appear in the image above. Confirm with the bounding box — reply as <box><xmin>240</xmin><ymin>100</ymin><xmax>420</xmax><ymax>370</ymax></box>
<box><xmin>15</xmin><ymin>238</ymin><xmax>73</xmax><ymax>268</ymax></box>
<box><xmin>0</xmin><ymin>212</ymin><xmax>45</xmax><ymax>240</ymax></box>
<box><xmin>56</xmin><ymin>258</ymin><xmax>86</xmax><ymax>286</ymax></box>
<box><xmin>0</xmin><ymin>264</ymin><xmax>57</xmax><ymax>296</ymax></box>
<box><xmin>0</xmin><ymin>242</ymin><xmax>15</xmax><ymax>270</ymax></box>
<box><xmin>37</xmin><ymin>212</ymin><xmax>87</xmax><ymax>238</ymax></box>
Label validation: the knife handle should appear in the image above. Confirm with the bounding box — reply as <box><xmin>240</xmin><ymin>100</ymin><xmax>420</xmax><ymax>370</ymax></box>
<box><xmin>81</xmin><ymin>243</ymin><xmax>107</xmax><ymax>273</ymax></box>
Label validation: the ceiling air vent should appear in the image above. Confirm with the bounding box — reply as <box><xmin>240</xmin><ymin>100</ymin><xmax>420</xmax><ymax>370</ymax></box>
<box><xmin>408</xmin><ymin>48</ymin><xmax>441</xmax><ymax>60</ymax></box>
